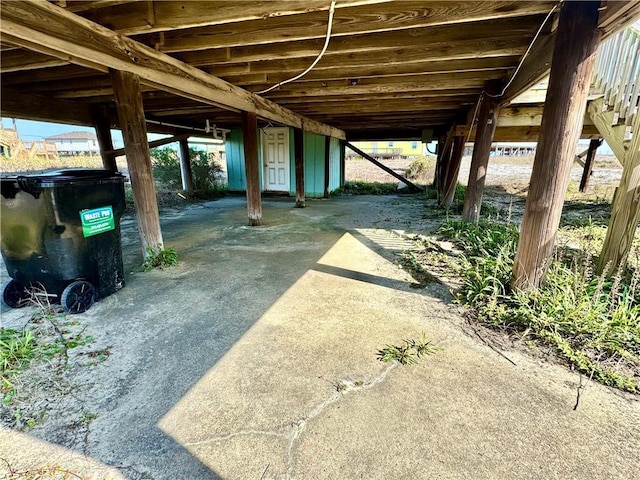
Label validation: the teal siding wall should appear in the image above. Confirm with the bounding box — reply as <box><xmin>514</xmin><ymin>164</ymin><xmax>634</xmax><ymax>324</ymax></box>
<box><xmin>226</xmin><ymin>128</ymin><xmax>246</xmax><ymax>191</ymax></box>
<box><xmin>225</xmin><ymin>127</ymin><xmax>263</xmax><ymax>191</ymax></box>
<box><xmin>227</xmin><ymin>127</ymin><xmax>331</xmax><ymax>197</ymax></box>
<box><xmin>328</xmin><ymin>137</ymin><xmax>341</xmax><ymax>192</ymax></box>
<box><xmin>304</xmin><ymin>132</ymin><xmax>326</xmax><ymax>197</ymax></box>
<box><xmin>289</xmin><ymin>128</ymin><xmax>296</xmax><ymax>195</ymax></box>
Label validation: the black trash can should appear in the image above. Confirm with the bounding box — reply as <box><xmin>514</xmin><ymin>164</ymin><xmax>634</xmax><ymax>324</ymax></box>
<box><xmin>0</xmin><ymin>169</ymin><xmax>126</xmax><ymax>313</ymax></box>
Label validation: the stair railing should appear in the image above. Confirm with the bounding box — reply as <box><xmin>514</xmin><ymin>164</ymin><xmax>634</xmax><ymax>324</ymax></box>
<box><xmin>592</xmin><ymin>26</ymin><xmax>640</xmax><ymax>124</ymax></box>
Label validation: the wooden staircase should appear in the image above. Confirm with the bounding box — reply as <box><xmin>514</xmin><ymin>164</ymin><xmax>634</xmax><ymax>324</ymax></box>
<box><xmin>588</xmin><ymin>26</ymin><xmax>640</xmax><ymax>274</ymax></box>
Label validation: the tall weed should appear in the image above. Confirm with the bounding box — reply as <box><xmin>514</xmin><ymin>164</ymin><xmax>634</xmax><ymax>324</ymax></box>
<box><xmin>437</xmin><ymin>219</ymin><xmax>639</xmax><ymax>393</ymax></box>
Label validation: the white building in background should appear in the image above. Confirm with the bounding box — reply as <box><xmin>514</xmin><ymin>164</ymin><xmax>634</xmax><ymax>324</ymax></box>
<box><xmin>44</xmin><ymin>131</ymin><xmax>99</xmax><ymax>156</ymax></box>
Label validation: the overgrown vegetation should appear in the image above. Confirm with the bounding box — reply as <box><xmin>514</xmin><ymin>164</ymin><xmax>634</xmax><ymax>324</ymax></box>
<box><xmin>1</xmin><ymin>290</ymin><xmax>102</xmax><ymax>429</ymax></box>
<box><xmin>404</xmin><ymin>155</ymin><xmax>434</xmax><ymax>181</ymax></box>
<box><xmin>0</xmin><ymin>154</ymin><xmax>107</xmax><ymax>174</ymax></box>
<box><xmin>333</xmin><ymin>180</ymin><xmax>399</xmax><ymax>195</ymax></box>
<box><xmin>377</xmin><ymin>333</ymin><xmax>441</xmax><ymax>365</ymax></box>
<box><xmin>150</xmin><ymin>146</ymin><xmax>226</xmax><ymax>198</ymax></box>
<box><xmin>435</xmin><ymin>219</ymin><xmax>640</xmax><ymax>393</ymax></box>
<box><xmin>141</xmin><ymin>245</ymin><xmax>179</xmax><ymax>271</ymax></box>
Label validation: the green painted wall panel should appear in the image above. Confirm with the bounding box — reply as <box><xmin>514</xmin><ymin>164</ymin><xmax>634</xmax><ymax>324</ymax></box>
<box><xmin>226</xmin><ymin>127</ymin><xmax>264</xmax><ymax>192</ymax></box>
<box><xmin>226</xmin><ymin>128</ymin><xmax>246</xmax><ymax>191</ymax></box>
<box><xmin>328</xmin><ymin>137</ymin><xmax>341</xmax><ymax>192</ymax></box>
<box><xmin>304</xmin><ymin>132</ymin><xmax>325</xmax><ymax>197</ymax></box>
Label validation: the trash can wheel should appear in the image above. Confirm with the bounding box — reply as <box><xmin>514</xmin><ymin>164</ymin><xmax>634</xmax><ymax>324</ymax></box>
<box><xmin>61</xmin><ymin>280</ymin><xmax>95</xmax><ymax>314</ymax></box>
<box><xmin>1</xmin><ymin>279</ymin><xmax>30</xmax><ymax>308</ymax></box>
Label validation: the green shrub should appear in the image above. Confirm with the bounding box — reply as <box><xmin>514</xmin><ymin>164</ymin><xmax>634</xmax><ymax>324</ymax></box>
<box><xmin>405</xmin><ymin>155</ymin><xmax>434</xmax><ymax>181</ymax></box>
<box><xmin>150</xmin><ymin>147</ymin><xmax>225</xmax><ymax>196</ymax></box>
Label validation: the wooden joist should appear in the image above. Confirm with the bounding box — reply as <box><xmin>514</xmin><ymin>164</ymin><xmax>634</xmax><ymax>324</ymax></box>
<box><xmin>146</xmin><ymin>4</ymin><xmax>550</xmax><ymax>54</ymax></box>
<box><xmin>0</xmin><ymin>0</ymin><xmax>345</xmax><ymax>140</ymax></box>
<box><xmin>135</xmin><ymin>2</ymin><xmax>554</xmax><ymax>53</ymax></box>
<box><xmin>179</xmin><ymin>31</ymin><xmax>531</xmax><ymax>68</ymax></box>
<box><xmin>0</xmin><ymin>48</ymin><xmax>70</xmax><ymax>72</ymax></box>
<box><xmin>80</xmin><ymin>0</ymin><xmax>394</xmax><ymax>35</ymax></box>
<box><xmin>0</xmin><ymin>88</ymin><xmax>94</xmax><ymax>126</ymax></box>
<box><xmin>208</xmin><ymin>52</ymin><xmax>523</xmax><ymax>78</ymax></box>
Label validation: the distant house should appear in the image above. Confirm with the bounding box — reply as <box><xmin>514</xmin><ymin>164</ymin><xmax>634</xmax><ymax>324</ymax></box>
<box><xmin>44</xmin><ymin>131</ymin><xmax>99</xmax><ymax>156</ymax></box>
<box><xmin>347</xmin><ymin>140</ymin><xmax>425</xmax><ymax>159</ymax></box>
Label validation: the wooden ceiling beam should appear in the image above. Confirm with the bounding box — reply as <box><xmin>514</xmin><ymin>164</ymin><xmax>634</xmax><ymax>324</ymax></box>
<box><xmin>292</xmin><ymin>104</ymin><xmax>472</xmax><ymax>116</ymax></box>
<box><xmin>223</xmin><ymin>57</ymin><xmax>517</xmax><ymax>86</ymax></box>
<box><xmin>0</xmin><ymin>0</ymin><xmax>345</xmax><ymax>139</ymax></box>
<box><xmin>275</xmin><ymin>90</ymin><xmax>482</xmax><ymax>104</ymax></box>
<box><xmin>598</xmin><ymin>0</ymin><xmax>640</xmax><ymax>36</ymax></box>
<box><xmin>136</xmin><ymin>2</ymin><xmax>556</xmax><ymax>53</ymax></box>
<box><xmin>60</xmin><ymin>1</ymin><xmax>134</xmax><ymax>13</ymax></box>
<box><xmin>177</xmin><ymin>18</ymin><xmax>538</xmax><ymax>66</ymax></box>
<box><xmin>249</xmin><ymin>71</ymin><xmax>500</xmax><ymax>94</ymax></box>
<box><xmin>1</xmin><ymin>64</ymin><xmax>98</xmax><ymax>85</ymax></box>
<box><xmin>259</xmin><ymin>79</ymin><xmax>490</xmax><ymax>99</ymax></box>
<box><xmin>0</xmin><ymin>88</ymin><xmax>94</xmax><ymax>125</ymax></box>
<box><xmin>81</xmin><ymin>0</ymin><xmax>394</xmax><ymax>35</ymax></box>
<box><xmin>206</xmin><ymin>42</ymin><xmax>527</xmax><ymax>77</ymax></box>
<box><xmin>0</xmin><ymin>48</ymin><xmax>70</xmax><ymax>72</ymax></box>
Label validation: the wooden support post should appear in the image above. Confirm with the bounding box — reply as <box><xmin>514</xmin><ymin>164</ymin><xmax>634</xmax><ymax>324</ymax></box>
<box><xmin>598</xmin><ymin>107</ymin><xmax>640</xmax><ymax>275</ymax></box>
<box><xmin>242</xmin><ymin>111</ymin><xmax>262</xmax><ymax>225</ymax></box>
<box><xmin>462</xmin><ymin>85</ymin><xmax>501</xmax><ymax>222</ymax></box>
<box><xmin>92</xmin><ymin>105</ymin><xmax>117</xmax><ymax>171</ymax></box>
<box><xmin>294</xmin><ymin>128</ymin><xmax>305</xmax><ymax>208</ymax></box>
<box><xmin>178</xmin><ymin>138</ymin><xmax>194</xmax><ymax>195</ymax></box>
<box><xmin>339</xmin><ymin>140</ymin><xmax>346</xmax><ymax>187</ymax></box>
<box><xmin>111</xmin><ymin>69</ymin><xmax>163</xmax><ymax>257</ymax></box>
<box><xmin>579</xmin><ymin>138</ymin><xmax>602</xmax><ymax>192</ymax></box>
<box><xmin>433</xmin><ymin>135</ymin><xmax>453</xmax><ymax>191</ymax></box>
<box><xmin>440</xmin><ymin>135</ymin><xmax>465</xmax><ymax>207</ymax></box>
<box><xmin>324</xmin><ymin>135</ymin><xmax>331</xmax><ymax>198</ymax></box>
<box><xmin>512</xmin><ymin>1</ymin><xmax>601</xmax><ymax>290</ymax></box>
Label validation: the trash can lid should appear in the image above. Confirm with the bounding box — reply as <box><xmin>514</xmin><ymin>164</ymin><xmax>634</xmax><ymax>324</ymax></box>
<box><xmin>23</xmin><ymin>168</ymin><xmax>124</xmax><ymax>182</ymax></box>
<box><xmin>1</xmin><ymin>169</ymin><xmax>125</xmax><ymax>198</ymax></box>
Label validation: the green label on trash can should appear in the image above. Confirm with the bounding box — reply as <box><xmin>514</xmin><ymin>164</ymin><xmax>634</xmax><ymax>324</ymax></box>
<box><xmin>80</xmin><ymin>206</ymin><xmax>115</xmax><ymax>237</ymax></box>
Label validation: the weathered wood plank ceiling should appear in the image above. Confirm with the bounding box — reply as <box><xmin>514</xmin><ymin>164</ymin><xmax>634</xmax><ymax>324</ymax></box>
<box><xmin>1</xmin><ymin>0</ymin><xmax>639</xmax><ymax>140</ymax></box>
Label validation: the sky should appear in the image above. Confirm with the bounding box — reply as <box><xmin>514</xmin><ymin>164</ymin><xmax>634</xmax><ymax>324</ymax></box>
<box><xmin>0</xmin><ymin>117</ymin><xmax>176</xmax><ymax>148</ymax></box>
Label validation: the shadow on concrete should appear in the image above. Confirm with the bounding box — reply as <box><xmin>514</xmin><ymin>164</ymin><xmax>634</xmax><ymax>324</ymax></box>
<box><xmin>2</xmin><ymin>194</ymin><xmax>443</xmax><ymax>478</ymax></box>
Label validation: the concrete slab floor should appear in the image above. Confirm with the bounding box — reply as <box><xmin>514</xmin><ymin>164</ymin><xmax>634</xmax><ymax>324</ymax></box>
<box><xmin>1</xmin><ymin>194</ymin><xmax>638</xmax><ymax>479</ymax></box>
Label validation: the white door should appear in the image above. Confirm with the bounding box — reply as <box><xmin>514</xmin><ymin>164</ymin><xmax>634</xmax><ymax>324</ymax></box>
<box><xmin>262</xmin><ymin>127</ymin><xmax>290</xmax><ymax>192</ymax></box>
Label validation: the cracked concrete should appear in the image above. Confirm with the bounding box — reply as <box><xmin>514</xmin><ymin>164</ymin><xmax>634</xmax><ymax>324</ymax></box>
<box><xmin>1</xmin><ymin>195</ymin><xmax>639</xmax><ymax>479</ymax></box>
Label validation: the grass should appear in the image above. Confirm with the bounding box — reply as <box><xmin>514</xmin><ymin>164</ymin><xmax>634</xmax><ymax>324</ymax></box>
<box><xmin>333</xmin><ymin>181</ymin><xmax>399</xmax><ymax>195</ymax></box>
<box><xmin>434</xmin><ymin>219</ymin><xmax>640</xmax><ymax>393</ymax></box>
<box><xmin>0</xmin><ymin>330</ymin><xmax>38</xmax><ymax>402</ymax></box>
<box><xmin>142</xmin><ymin>245</ymin><xmax>179</xmax><ymax>271</ymax></box>
<box><xmin>1</xmin><ymin>289</ymin><xmax>101</xmax><ymax>416</ymax></box>
<box><xmin>377</xmin><ymin>333</ymin><xmax>441</xmax><ymax>365</ymax></box>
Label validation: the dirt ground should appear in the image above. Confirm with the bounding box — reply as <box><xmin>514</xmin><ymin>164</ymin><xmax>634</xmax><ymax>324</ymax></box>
<box><xmin>346</xmin><ymin>154</ymin><xmax>623</xmax><ymax>197</ymax></box>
